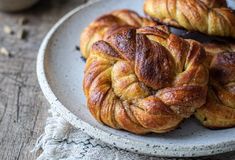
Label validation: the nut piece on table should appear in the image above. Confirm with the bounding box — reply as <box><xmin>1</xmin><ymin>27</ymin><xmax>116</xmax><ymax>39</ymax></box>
<box><xmin>0</xmin><ymin>47</ymin><xmax>11</xmax><ymax>57</ymax></box>
<box><xmin>3</xmin><ymin>25</ymin><xmax>14</xmax><ymax>35</ymax></box>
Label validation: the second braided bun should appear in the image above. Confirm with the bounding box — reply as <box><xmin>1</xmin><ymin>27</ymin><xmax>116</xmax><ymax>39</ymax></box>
<box><xmin>144</xmin><ymin>0</ymin><xmax>235</xmax><ymax>38</ymax></box>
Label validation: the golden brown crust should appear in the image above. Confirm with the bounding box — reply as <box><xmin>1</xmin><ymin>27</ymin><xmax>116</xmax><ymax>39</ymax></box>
<box><xmin>83</xmin><ymin>26</ymin><xmax>208</xmax><ymax>134</ymax></box>
<box><xmin>80</xmin><ymin>9</ymin><xmax>158</xmax><ymax>59</ymax></box>
<box><xmin>144</xmin><ymin>0</ymin><xmax>235</xmax><ymax>38</ymax></box>
<box><xmin>195</xmin><ymin>42</ymin><xmax>235</xmax><ymax>128</ymax></box>
<box><xmin>199</xmin><ymin>0</ymin><xmax>227</xmax><ymax>8</ymax></box>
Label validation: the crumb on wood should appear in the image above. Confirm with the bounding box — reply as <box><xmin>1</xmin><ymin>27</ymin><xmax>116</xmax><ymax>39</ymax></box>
<box><xmin>3</xmin><ymin>25</ymin><xmax>14</xmax><ymax>35</ymax></box>
<box><xmin>0</xmin><ymin>47</ymin><xmax>11</xmax><ymax>57</ymax></box>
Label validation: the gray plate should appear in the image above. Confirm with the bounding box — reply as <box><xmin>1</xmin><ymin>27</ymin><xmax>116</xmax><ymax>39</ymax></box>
<box><xmin>37</xmin><ymin>0</ymin><xmax>235</xmax><ymax>157</ymax></box>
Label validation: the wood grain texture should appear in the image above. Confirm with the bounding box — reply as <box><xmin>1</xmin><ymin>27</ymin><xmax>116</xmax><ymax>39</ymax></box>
<box><xmin>0</xmin><ymin>0</ymin><xmax>88</xmax><ymax>159</ymax></box>
<box><xmin>0</xmin><ymin>0</ymin><xmax>234</xmax><ymax>159</ymax></box>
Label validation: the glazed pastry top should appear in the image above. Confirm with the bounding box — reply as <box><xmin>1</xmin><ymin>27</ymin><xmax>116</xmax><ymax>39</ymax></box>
<box><xmin>195</xmin><ymin>42</ymin><xmax>235</xmax><ymax>128</ymax></box>
<box><xmin>83</xmin><ymin>26</ymin><xmax>208</xmax><ymax>134</ymax></box>
<box><xmin>144</xmin><ymin>0</ymin><xmax>235</xmax><ymax>38</ymax></box>
<box><xmin>80</xmin><ymin>9</ymin><xmax>158</xmax><ymax>58</ymax></box>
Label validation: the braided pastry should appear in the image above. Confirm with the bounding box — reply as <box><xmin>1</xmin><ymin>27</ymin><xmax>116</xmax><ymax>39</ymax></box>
<box><xmin>199</xmin><ymin>0</ymin><xmax>227</xmax><ymax>8</ymax></box>
<box><xmin>80</xmin><ymin>9</ymin><xmax>159</xmax><ymax>59</ymax></box>
<box><xmin>195</xmin><ymin>42</ymin><xmax>235</xmax><ymax>128</ymax></box>
<box><xmin>144</xmin><ymin>0</ymin><xmax>235</xmax><ymax>38</ymax></box>
<box><xmin>83</xmin><ymin>26</ymin><xmax>208</xmax><ymax>134</ymax></box>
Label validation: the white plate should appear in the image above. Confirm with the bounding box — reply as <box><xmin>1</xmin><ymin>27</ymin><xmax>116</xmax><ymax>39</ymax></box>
<box><xmin>37</xmin><ymin>0</ymin><xmax>235</xmax><ymax>157</ymax></box>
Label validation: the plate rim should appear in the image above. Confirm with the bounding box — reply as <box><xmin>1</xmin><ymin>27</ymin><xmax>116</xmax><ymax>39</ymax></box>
<box><xmin>36</xmin><ymin>0</ymin><xmax>235</xmax><ymax>157</ymax></box>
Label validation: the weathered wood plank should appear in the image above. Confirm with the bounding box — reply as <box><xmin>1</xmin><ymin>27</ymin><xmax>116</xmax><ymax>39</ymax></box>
<box><xmin>0</xmin><ymin>0</ymin><xmax>88</xmax><ymax>159</ymax></box>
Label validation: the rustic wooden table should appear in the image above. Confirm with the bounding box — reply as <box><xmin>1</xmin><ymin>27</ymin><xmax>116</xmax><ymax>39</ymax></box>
<box><xmin>0</xmin><ymin>0</ymin><xmax>87</xmax><ymax>159</ymax></box>
<box><xmin>0</xmin><ymin>0</ymin><xmax>235</xmax><ymax>160</ymax></box>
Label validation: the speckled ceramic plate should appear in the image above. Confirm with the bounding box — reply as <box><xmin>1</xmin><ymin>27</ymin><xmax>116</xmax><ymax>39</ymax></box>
<box><xmin>37</xmin><ymin>0</ymin><xmax>235</xmax><ymax>157</ymax></box>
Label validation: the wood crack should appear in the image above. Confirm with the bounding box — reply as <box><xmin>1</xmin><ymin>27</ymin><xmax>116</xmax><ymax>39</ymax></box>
<box><xmin>0</xmin><ymin>103</ymin><xmax>7</xmax><ymax>124</ymax></box>
<box><xmin>31</xmin><ymin>109</ymin><xmax>40</xmax><ymax>136</ymax></box>
<box><xmin>16</xmin><ymin>143</ymin><xmax>24</xmax><ymax>160</ymax></box>
<box><xmin>16</xmin><ymin>86</ymin><xmax>22</xmax><ymax>122</ymax></box>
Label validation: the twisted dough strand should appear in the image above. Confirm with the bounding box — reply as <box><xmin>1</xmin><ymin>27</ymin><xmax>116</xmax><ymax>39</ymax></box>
<box><xmin>80</xmin><ymin>9</ymin><xmax>159</xmax><ymax>59</ymax></box>
<box><xmin>195</xmin><ymin>43</ymin><xmax>235</xmax><ymax>128</ymax></box>
<box><xmin>83</xmin><ymin>26</ymin><xmax>208</xmax><ymax>134</ymax></box>
<box><xmin>144</xmin><ymin>0</ymin><xmax>235</xmax><ymax>37</ymax></box>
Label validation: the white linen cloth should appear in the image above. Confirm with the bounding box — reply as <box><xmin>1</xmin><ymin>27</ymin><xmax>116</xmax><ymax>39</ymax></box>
<box><xmin>34</xmin><ymin>108</ymin><xmax>235</xmax><ymax>160</ymax></box>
